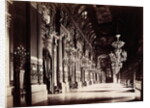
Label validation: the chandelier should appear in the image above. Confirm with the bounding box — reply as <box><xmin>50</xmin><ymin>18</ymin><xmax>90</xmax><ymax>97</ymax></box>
<box><xmin>109</xmin><ymin>34</ymin><xmax>127</xmax><ymax>83</ymax></box>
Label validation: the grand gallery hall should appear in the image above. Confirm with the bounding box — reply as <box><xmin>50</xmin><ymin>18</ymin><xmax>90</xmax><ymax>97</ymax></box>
<box><xmin>6</xmin><ymin>0</ymin><xmax>143</xmax><ymax>107</ymax></box>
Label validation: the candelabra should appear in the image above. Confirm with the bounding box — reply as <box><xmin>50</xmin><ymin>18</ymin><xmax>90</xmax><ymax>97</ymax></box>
<box><xmin>14</xmin><ymin>45</ymin><xmax>28</xmax><ymax>70</ymax></box>
<box><xmin>109</xmin><ymin>34</ymin><xmax>127</xmax><ymax>83</ymax></box>
<box><xmin>13</xmin><ymin>45</ymin><xmax>28</xmax><ymax>106</ymax></box>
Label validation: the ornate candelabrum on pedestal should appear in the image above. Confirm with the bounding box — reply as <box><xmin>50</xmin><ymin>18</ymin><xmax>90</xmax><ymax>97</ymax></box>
<box><xmin>13</xmin><ymin>45</ymin><xmax>28</xmax><ymax>106</ymax></box>
<box><xmin>14</xmin><ymin>45</ymin><xmax>28</xmax><ymax>70</ymax></box>
<box><xmin>109</xmin><ymin>34</ymin><xmax>127</xmax><ymax>83</ymax></box>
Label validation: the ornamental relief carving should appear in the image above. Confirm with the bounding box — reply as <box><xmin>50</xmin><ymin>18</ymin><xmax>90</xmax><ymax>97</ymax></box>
<box><xmin>39</xmin><ymin>3</ymin><xmax>56</xmax><ymax>39</ymax></box>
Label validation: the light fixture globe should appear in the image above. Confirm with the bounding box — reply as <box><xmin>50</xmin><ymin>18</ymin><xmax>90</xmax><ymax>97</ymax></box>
<box><xmin>112</xmin><ymin>34</ymin><xmax>125</xmax><ymax>49</ymax></box>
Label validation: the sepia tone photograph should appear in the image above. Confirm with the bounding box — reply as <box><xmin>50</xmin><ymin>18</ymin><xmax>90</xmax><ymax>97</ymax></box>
<box><xmin>6</xmin><ymin>0</ymin><xmax>143</xmax><ymax>107</ymax></box>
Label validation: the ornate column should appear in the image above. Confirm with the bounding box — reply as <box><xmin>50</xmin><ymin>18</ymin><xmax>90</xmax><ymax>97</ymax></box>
<box><xmin>69</xmin><ymin>48</ymin><xmax>75</xmax><ymax>88</ymax></box>
<box><xmin>53</xmin><ymin>38</ymin><xmax>58</xmax><ymax>87</ymax></box>
<box><xmin>37</xmin><ymin>8</ymin><xmax>44</xmax><ymax>84</ymax></box>
<box><xmin>81</xmin><ymin>55</ymin><xmax>89</xmax><ymax>86</ymax></box>
<box><xmin>6</xmin><ymin>1</ymin><xmax>13</xmax><ymax>107</ymax></box>
<box><xmin>63</xmin><ymin>40</ymin><xmax>70</xmax><ymax>92</ymax></box>
<box><xmin>75</xmin><ymin>50</ymin><xmax>82</xmax><ymax>88</ymax></box>
<box><xmin>51</xmin><ymin>34</ymin><xmax>59</xmax><ymax>93</ymax></box>
<box><xmin>71</xmin><ymin>47</ymin><xmax>77</xmax><ymax>88</ymax></box>
<box><xmin>93</xmin><ymin>72</ymin><xmax>95</xmax><ymax>84</ymax></box>
<box><xmin>58</xmin><ymin>34</ymin><xmax>65</xmax><ymax>92</ymax></box>
<box><xmin>6</xmin><ymin>4</ymin><xmax>11</xmax><ymax>87</ymax></box>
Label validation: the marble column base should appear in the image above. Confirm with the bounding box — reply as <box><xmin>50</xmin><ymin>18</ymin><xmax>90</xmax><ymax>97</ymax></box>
<box><xmin>77</xmin><ymin>81</ymin><xmax>82</xmax><ymax>88</ymax></box>
<box><xmin>31</xmin><ymin>84</ymin><xmax>48</xmax><ymax>105</ymax></box>
<box><xmin>6</xmin><ymin>86</ymin><xmax>13</xmax><ymax>108</ymax></box>
<box><xmin>86</xmin><ymin>81</ymin><xmax>90</xmax><ymax>86</ymax></box>
<box><xmin>61</xmin><ymin>82</ymin><xmax>70</xmax><ymax>93</ymax></box>
<box><xmin>65</xmin><ymin>82</ymin><xmax>70</xmax><ymax>92</ymax></box>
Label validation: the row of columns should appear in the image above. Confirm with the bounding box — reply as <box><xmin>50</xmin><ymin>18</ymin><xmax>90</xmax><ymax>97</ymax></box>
<box><xmin>44</xmin><ymin>28</ymin><xmax>107</xmax><ymax>94</ymax></box>
<box><xmin>83</xmin><ymin>69</ymin><xmax>105</xmax><ymax>85</ymax></box>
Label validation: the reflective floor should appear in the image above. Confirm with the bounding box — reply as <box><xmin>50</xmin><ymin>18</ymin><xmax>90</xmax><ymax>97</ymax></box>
<box><xmin>47</xmin><ymin>83</ymin><xmax>138</xmax><ymax>105</ymax></box>
<box><xmin>32</xmin><ymin>83</ymin><xmax>142</xmax><ymax>106</ymax></box>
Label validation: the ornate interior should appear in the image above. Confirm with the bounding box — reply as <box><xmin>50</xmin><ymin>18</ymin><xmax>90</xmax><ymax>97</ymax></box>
<box><xmin>6</xmin><ymin>1</ymin><xmax>143</xmax><ymax>107</ymax></box>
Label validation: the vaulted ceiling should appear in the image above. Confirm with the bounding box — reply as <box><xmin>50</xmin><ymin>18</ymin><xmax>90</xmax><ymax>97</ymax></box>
<box><xmin>64</xmin><ymin>4</ymin><xmax>143</xmax><ymax>62</ymax></box>
<box><xmin>39</xmin><ymin>2</ymin><xmax>143</xmax><ymax>64</ymax></box>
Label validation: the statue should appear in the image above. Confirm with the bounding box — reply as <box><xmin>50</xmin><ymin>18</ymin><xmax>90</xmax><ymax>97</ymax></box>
<box><xmin>43</xmin><ymin>47</ymin><xmax>52</xmax><ymax>94</ymax></box>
